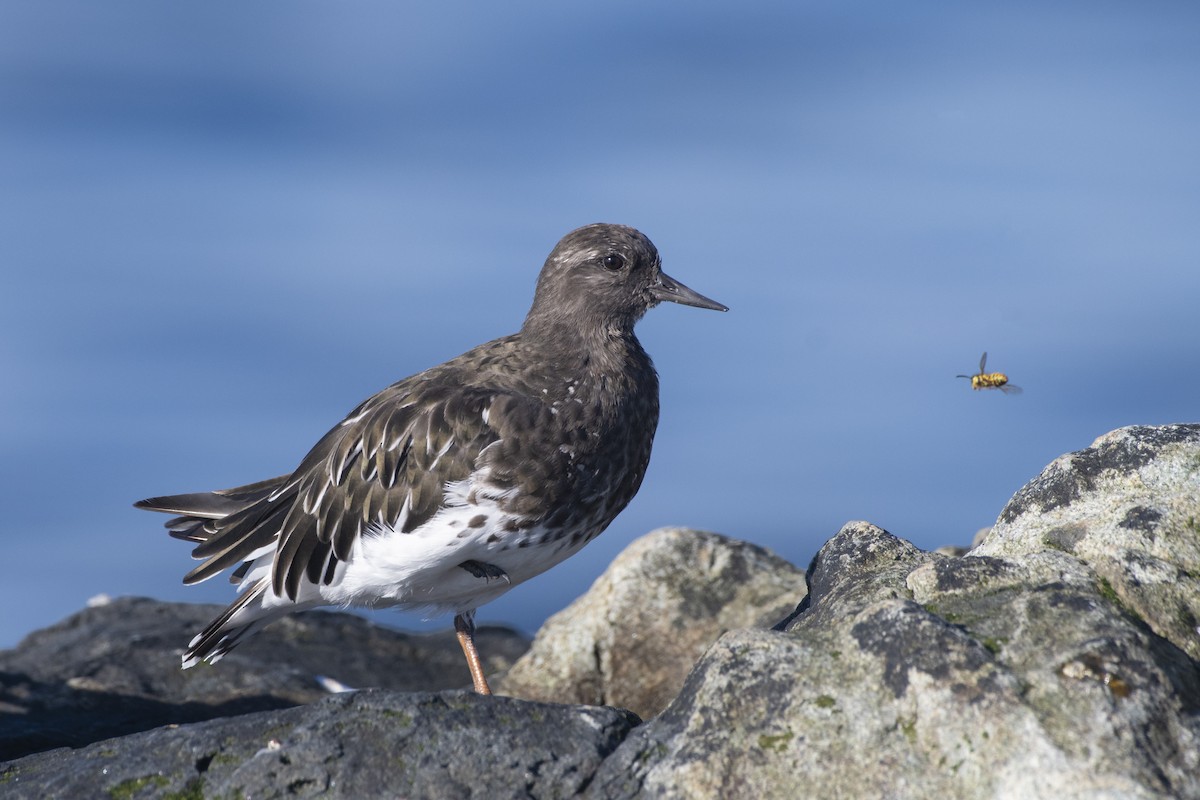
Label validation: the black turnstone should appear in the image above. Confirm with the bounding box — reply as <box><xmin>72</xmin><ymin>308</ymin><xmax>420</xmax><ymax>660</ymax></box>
<box><xmin>135</xmin><ymin>223</ymin><xmax>726</xmax><ymax>694</ymax></box>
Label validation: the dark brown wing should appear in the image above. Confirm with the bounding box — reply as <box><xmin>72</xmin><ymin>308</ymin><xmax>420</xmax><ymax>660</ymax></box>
<box><xmin>178</xmin><ymin>379</ymin><xmax>504</xmax><ymax>600</ymax></box>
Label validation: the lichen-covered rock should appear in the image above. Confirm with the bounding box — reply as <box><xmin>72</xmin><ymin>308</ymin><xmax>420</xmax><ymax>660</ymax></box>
<box><xmin>495</xmin><ymin>528</ymin><xmax>805</xmax><ymax>718</ymax></box>
<box><xmin>976</xmin><ymin>424</ymin><xmax>1200</xmax><ymax>660</ymax></box>
<box><xmin>589</xmin><ymin>521</ymin><xmax>1200</xmax><ymax>800</ymax></box>
<box><xmin>0</xmin><ymin>690</ymin><xmax>638</xmax><ymax>800</ymax></box>
<box><xmin>0</xmin><ymin>597</ymin><xmax>528</xmax><ymax>760</ymax></box>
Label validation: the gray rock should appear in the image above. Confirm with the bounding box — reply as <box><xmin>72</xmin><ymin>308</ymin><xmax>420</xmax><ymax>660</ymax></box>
<box><xmin>494</xmin><ymin>528</ymin><xmax>805</xmax><ymax>718</ymax></box>
<box><xmin>0</xmin><ymin>596</ymin><xmax>529</xmax><ymax>760</ymax></box>
<box><xmin>975</xmin><ymin>423</ymin><xmax>1200</xmax><ymax>661</ymax></box>
<box><xmin>0</xmin><ymin>689</ymin><xmax>639</xmax><ymax>800</ymax></box>
<box><xmin>4</xmin><ymin>425</ymin><xmax>1198</xmax><ymax>799</ymax></box>
<box><xmin>590</xmin><ymin>519</ymin><xmax>1200</xmax><ymax>800</ymax></box>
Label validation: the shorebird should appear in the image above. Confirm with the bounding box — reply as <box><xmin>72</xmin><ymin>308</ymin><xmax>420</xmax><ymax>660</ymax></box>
<box><xmin>136</xmin><ymin>223</ymin><xmax>726</xmax><ymax>694</ymax></box>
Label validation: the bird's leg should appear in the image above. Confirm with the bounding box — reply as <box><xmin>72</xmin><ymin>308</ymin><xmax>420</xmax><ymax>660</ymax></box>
<box><xmin>454</xmin><ymin>611</ymin><xmax>493</xmax><ymax>695</ymax></box>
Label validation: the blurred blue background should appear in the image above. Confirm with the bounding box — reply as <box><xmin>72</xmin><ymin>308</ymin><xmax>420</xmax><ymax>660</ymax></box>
<box><xmin>3</xmin><ymin>1</ymin><xmax>1198</xmax><ymax>648</ymax></box>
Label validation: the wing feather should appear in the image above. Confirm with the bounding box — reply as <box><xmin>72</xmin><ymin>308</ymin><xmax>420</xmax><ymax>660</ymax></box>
<box><xmin>263</xmin><ymin>384</ymin><xmax>500</xmax><ymax>600</ymax></box>
<box><xmin>183</xmin><ymin>499</ymin><xmax>291</xmax><ymax>584</ymax></box>
<box><xmin>143</xmin><ymin>361</ymin><xmax>556</xmax><ymax>602</ymax></box>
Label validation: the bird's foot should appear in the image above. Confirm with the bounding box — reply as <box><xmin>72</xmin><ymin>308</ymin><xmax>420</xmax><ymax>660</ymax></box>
<box><xmin>458</xmin><ymin>559</ymin><xmax>509</xmax><ymax>583</ymax></box>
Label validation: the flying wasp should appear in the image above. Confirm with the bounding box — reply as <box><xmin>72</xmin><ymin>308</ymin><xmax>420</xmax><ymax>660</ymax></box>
<box><xmin>957</xmin><ymin>352</ymin><xmax>1022</xmax><ymax>395</ymax></box>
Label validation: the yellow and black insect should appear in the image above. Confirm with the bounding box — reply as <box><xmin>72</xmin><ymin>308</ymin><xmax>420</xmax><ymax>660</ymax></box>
<box><xmin>957</xmin><ymin>352</ymin><xmax>1022</xmax><ymax>395</ymax></box>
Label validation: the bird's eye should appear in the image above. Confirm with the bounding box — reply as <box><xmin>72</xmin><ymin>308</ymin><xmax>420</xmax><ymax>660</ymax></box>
<box><xmin>601</xmin><ymin>253</ymin><xmax>625</xmax><ymax>271</ymax></box>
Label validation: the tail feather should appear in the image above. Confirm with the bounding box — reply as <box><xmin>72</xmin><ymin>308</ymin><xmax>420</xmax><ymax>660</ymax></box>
<box><xmin>183</xmin><ymin>578</ymin><xmax>275</xmax><ymax>668</ymax></box>
<box><xmin>137</xmin><ymin>475</ymin><xmax>294</xmax><ymax>584</ymax></box>
<box><xmin>166</xmin><ymin>516</ymin><xmax>208</xmax><ymax>543</ymax></box>
<box><xmin>138</xmin><ymin>476</ymin><xmax>304</xmax><ymax>668</ymax></box>
<box><xmin>135</xmin><ymin>475</ymin><xmax>291</xmax><ymax>520</ymax></box>
<box><xmin>135</xmin><ymin>492</ymin><xmax>244</xmax><ymax>519</ymax></box>
<box><xmin>183</xmin><ymin>501</ymin><xmax>291</xmax><ymax>585</ymax></box>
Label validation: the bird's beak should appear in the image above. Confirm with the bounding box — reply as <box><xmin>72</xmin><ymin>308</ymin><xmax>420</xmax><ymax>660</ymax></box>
<box><xmin>650</xmin><ymin>271</ymin><xmax>728</xmax><ymax>312</ymax></box>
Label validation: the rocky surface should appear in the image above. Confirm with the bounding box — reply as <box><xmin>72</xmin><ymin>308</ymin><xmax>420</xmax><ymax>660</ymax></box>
<box><xmin>496</xmin><ymin>528</ymin><xmax>805</xmax><ymax>718</ymax></box>
<box><xmin>0</xmin><ymin>597</ymin><xmax>529</xmax><ymax>761</ymax></box>
<box><xmin>976</xmin><ymin>424</ymin><xmax>1200</xmax><ymax>661</ymax></box>
<box><xmin>1</xmin><ymin>690</ymin><xmax>637</xmax><ymax>800</ymax></box>
<box><xmin>590</xmin><ymin>424</ymin><xmax>1200</xmax><ymax>799</ymax></box>
<box><xmin>2</xmin><ymin>424</ymin><xmax>1198</xmax><ymax>799</ymax></box>
<box><xmin>592</xmin><ymin>522</ymin><xmax>1200</xmax><ymax>799</ymax></box>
